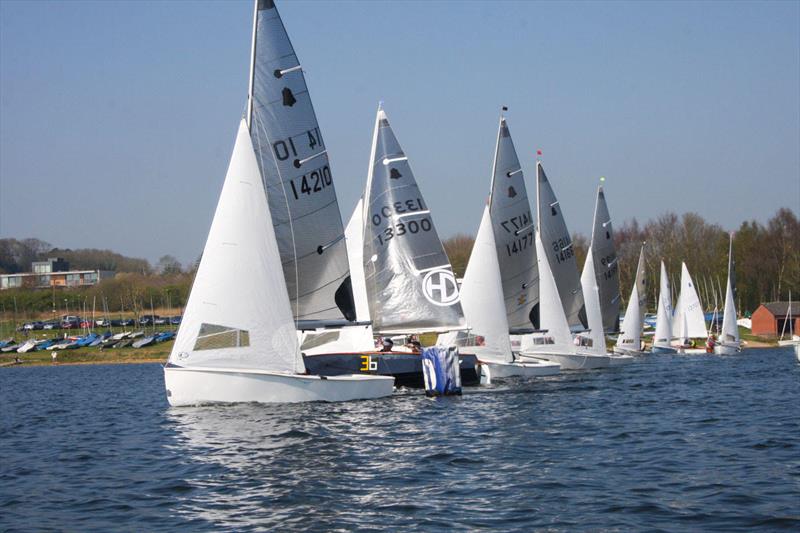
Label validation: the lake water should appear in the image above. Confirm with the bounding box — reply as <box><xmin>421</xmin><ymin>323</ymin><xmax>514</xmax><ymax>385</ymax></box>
<box><xmin>1</xmin><ymin>348</ymin><xmax>799</xmax><ymax>531</ymax></box>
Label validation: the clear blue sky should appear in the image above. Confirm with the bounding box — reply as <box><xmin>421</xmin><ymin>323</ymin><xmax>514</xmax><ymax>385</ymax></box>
<box><xmin>1</xmin><ymin>0</ymin><xmax>798</xmax><ymax>266</ymax></box>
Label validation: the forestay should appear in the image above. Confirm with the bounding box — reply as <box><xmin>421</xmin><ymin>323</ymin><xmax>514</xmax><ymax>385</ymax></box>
<box><xmin>536</xmin><ymin>162</ymin><xmax>586</xmax><ymax>329</ymax></box>
<box><xmin>591</xmin><ymin>187</ymin><xmax>620</xmax><ymax>332</ymax></box>
<box><xmin>362</xmin><ymin>108</ymin><xmax>465</xmax><ymax>333</ymax></box>
<box><xmin>168</xmin><ymin>121</ymin><xmax>302</xmax><ymax>373</ymax></box>
<box><xmin>489</xmin><ymin>118</ymin><xmax>538</xmax><ymax>330</ymax></box>
<box><xmin>248</xmin><ymin>0</ymin><xmax>353</xmax><ymax>322</ymax></box>
<box><xmin>460</xmin><ymin>206</ymin><xmax>514</xmax><ymax>363</ymax></box>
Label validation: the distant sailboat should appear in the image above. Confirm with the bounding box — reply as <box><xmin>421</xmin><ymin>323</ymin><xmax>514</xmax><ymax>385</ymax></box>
<box><xmin>614</xmin><ymin>244</ymin><xmax>647</xmax><ymax>355</ymax></box>
<box><xmin>456</xmin><ymin>114</ymin><xmax>560</xmax><ymax>380</ymax></box>
<box><xmin>714</xmin><ymin>233</ymin><xmax>742</xmax><ymax>355</ymax></box>
<box><xmin>777</xmin><ymin>292</ymin><xmax>800</xmax><ymax>349</ymax></box>
<box><xmin>671</xmin><ymin>262</ymin><xmax>708</xmax><ymax>353</ymax></box>
<box><xmin>651</xmin><ymin>261</ymin><xmax>678</xmax><ymax>354</ymax></box>
<box><xmin>518</xmin><ymin>160</ymin><xmax>609</xmax><ymax>370</ymax></box>
<box><xmin>163</xmin><ymin>1</ymin><xmax>394</xmax><ymax>405</ymax></box>
<box><xmin>580</xmin><ymin>245</ymin><xmax>633</xmax><ymax>365</ymax></box>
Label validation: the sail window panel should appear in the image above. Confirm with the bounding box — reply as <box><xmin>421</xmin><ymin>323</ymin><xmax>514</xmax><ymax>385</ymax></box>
<box><xmin>300</xmin><ymin>331</ymin><xmax>340</xmax><ymax>351</ymax></box>
<box><xmin>194</xmin><ymin>323</ymin><xmax>250</xmax><ymax>351</ymax></box>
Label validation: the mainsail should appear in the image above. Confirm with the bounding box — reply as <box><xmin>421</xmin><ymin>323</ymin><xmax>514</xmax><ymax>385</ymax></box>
<box><xmin>460</xmin><ymin>206</ymin><xmax>514</xmax><ymax>362</ymax></box>
<box><xmin>671</xmin><ymin>262</ymin><xmax>708</xmax><ymax>340</ymax></box>
<box><xmin>720</xmin><ymin>233</ymin><xmax>740</xmax><ymax>344</ymax></box>
<box><xmin>590</xmin><ymin>186</ymin><xmax>620</xmax><ymax>332</ymax></box>
<box><xmin>169</xmin><ymin>120</ymin><xmax>302</xmax><ymax>373</ymax></box>
<box><xmin>248</xmin><ymin>0</ymin><xmax>354</xmax><ymax>322</ymax></box>
<box><xmin>653</xmin><ymin>261</ymin><xmax>673</xmax><ymax>348</ymax></box>
<box><xmin>534</xmin><ymin>228</ymin><xmax>574</xmax><ymax>349</ymax></box>
<box><xmin>536</xmin><ymin>162</ymin><xmax>586</xmax><ymax>329</ymax></box>
<box><xmin>488</xmin><ymin>117</ymin><xmax>538</xmax><ymax>330</ymax></box>
<box><xmin>362</xmin><ymin>108</ymin><xmax>465</xmax><ymax>333</ymax></box>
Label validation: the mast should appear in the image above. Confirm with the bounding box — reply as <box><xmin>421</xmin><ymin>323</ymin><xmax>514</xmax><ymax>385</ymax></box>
<box><xmin>246</xmin><ymin>0</ymin><xmax>258</xmax><ymax>129</ymax></box>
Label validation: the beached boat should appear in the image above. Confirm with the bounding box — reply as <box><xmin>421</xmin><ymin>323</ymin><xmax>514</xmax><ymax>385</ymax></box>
<box><xmin>671</xmin><ymin>262</ymin><xmax>708</xmax><ymax>353</ymax></box>
<box><xmin>714</xmin><ymin>233</ymin><xmax>742</xmax><ymax>355</ymax></box>
<box><xmin>164</xmin><ymin>1</ymin><xmax>393</xmax><ymax>405</ymax></box>
<box><xmin>651</xmin><ymin>261</ymin><xmax>678</xmax><ymax>354</ymax></box>
<box><xmin>614</xmin><ymin>244</ymin><xmax>647</xmax><ymax>356</ymax></box>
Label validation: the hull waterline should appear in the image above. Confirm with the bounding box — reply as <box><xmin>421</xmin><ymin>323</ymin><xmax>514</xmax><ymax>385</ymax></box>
<box><xmin>518</xmin><ymin>350</ymin><xmax>610</xmax><ymax>370</ymax></box>
<box><xmin>164</xmin><ymin>366</ymin><xmax>394</xmax><ymax>406</ymax></box>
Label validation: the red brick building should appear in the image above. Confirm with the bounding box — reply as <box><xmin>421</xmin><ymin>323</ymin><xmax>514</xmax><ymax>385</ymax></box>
<box><xmin>751</xmin><ymin>302</ymin><xmax>800</xmax><ymax>337</ymax></box>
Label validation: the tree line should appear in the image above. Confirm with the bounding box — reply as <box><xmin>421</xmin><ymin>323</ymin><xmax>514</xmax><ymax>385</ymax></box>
<box><xmin>1</xmin><ymin>208</ymin><xmax>797</xmax><ymax>320</ymax></box>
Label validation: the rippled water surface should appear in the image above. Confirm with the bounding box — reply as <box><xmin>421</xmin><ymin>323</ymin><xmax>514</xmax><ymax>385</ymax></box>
<box><xmin>2</xmin><ymin>348</ymin><xmax>799</xmax><ymax>531</ymax></box>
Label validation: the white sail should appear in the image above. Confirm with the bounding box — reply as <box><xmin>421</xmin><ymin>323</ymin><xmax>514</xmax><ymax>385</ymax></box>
<box><xmin>591</xmin><ymin>187</ymin><xmax>620</xmax><ymax>332</ymax></box>
<box><xmin>248</xmin><ymin>0</ymin><xmax>354</xmax><ymax>322</ymax></box>
<box><xmin>536</xmin><ymin>162</ymin><xmax>586</xmax><ymax>329</ymax></box>
<box><xmin>362</xmin><ymin>108</ymin><xmax>465</xmax><ymax>333</ymax></box>
<box><xmin>653</xmin><ymin>261</ymin><xmax>673</xmax><ymax>348</ymax></box>
<box><xmin>616</xmin><ymin>245</ymin><xmax>647</xmax><ymax>350</ymax></box>
<box><xmin>344</xmin><ymin>198</ymin><xmax>370</xmax><ymax>322</ymax></box>
<box><xmin>489</xmin><ymin>117</ymin><xmax>538</xmax><ymax>330</ymax></box>
<box><xmin>720</xmin><ymin>234</ymin><xmax>739</xmax><ymax>344</ymax></box>
<box><xmin>460</xmin><ymin>206</ymin><xmax>514</xmax><ymax>363</ymax></box>
<box><xmin>580</xmin><ymin>248</ymin><xmax>607</xmax><ymax>355</ymax></box>
<box><xmin>535</xmin><ymin>229</ymin><xmax>575</xmax><ymax>349</ymax></box>
<box><xmin>671</xmin><ymin>262</ymin><xmax>707</xmax><ymax>340</ymax></box>
<box><xmin>169</xmin><ymin>120</ymin><xmax>302</xmax><ymax>374</ymax></box>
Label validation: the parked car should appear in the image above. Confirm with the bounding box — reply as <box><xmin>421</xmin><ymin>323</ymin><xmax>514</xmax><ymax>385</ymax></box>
<box><xmin>61</xmin><ymin>316</ymin><xmax>81</xmax><ymax>329</ymax></box>
<box><xmin>169</xmin><ymin>315</ymin><xmax>182</xmax><ymax>325</ymax></box>
<box><xmin>43</xmin><ymin>320</ymin><xmax>59</xmax><ymax>330</ymax></box>
<box><xmin>22</xmin><ymin>321</ymin><xmax>44</xmax><ymax>331</ymax></box>
<box><xmin>154</xmin><ymin>316</ymin><xmax>168</xmax><ymax>325</ymax></box>
<box><xmin>110</xmin><ymin>318</ymin><xmax>135</xmax><ymax>327</ymax></box>
<box><xmin>95</xmin><ymin>318</ymin><xmax>111</xmax><ymax>327</ymax></box>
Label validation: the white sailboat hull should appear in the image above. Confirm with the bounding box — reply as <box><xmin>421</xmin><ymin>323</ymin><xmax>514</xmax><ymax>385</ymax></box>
<box><xmin>608</xmin><ymin>354</ymin><xmax>635</xmax><ymax>365</ymax></box>
<box><xmin>479</xmin><ymin>359</ymin><xmax>560</xmax><ymax>383</ymax></box>
<box><xmin>164</xmin><ymin>366</ymin><xmax>394</xmax><ymax>407</ymax></box>
<box><xmin>518</xmin><ymin>350</ymin><xmax>610</xmax><ymax>370</ymax></box>
<box><xmin>713</xmin><ymin>342</ymin><xmax>741</xmax><ymax>355</ymax></box>
<box><xmin>612</xmin><ymin>345</ymin><xmax>645</xmax><ymax>356</ymax></box>
<box><xmin>650</xmin><ymin>345</ymin><xmax>678</xmax><ymax>354</ymax></box>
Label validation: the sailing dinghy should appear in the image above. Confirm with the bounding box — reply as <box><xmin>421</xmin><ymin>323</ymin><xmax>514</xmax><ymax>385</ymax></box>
<box><xmin>714</xmin><ymin>233</ymin><xmax>741</xmax><ymax>354</ymax></box>
<box><xmin>651</xmin><ymin>261</ymin><xmax>678</xmax><ymax>354</ymax></box>
<box><xmin>164</xmin><ymin>1</ymin><xmax>393</xmax><ymax>405</ymax></box>
<box><xmin>303</xmin><ymin>106</ymin><xmax>479</xmax><ymax>387</ymax></box>
<box><xmin>518</xmin><ymin>163</ymin><xmax>609</xmax><ymax>370</ymax></box>
<box><xmin>671</xmin><ymin>262</ymin><xmax>708</xmax><ymax>354</ymax></box>
<box><xmin>455</xmin><ymin>115</ymin><xmax>560</xmax><ymax>380</ymax></box>
<box><xmin>590</xmin><ymin>186</ymin><xmax>621</xmax><ymax>333</ymax></box>
<box><xmin>614</xmin><ymin>244</ymin><xmax>647</xmax><ymax>355</ymax></box>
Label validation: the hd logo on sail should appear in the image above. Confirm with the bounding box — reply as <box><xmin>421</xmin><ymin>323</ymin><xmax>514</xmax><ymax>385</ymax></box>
<box><xmin>422</xmin><ymin>269</ymin><xmax>460</xmax><ymax>306</ymax></box>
